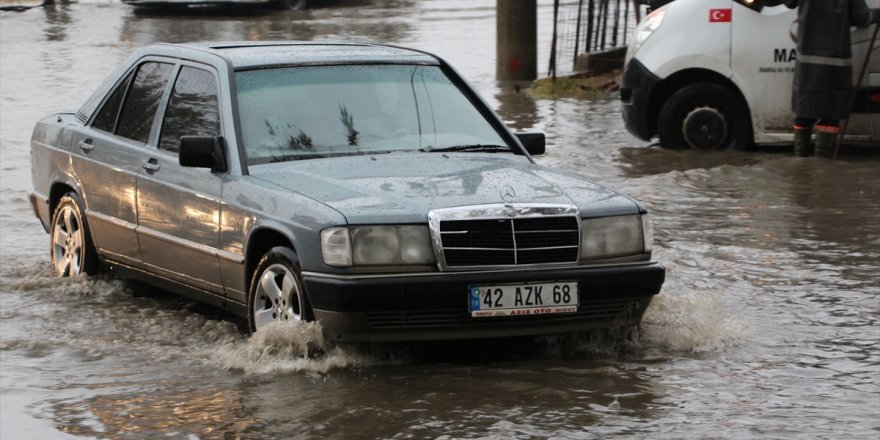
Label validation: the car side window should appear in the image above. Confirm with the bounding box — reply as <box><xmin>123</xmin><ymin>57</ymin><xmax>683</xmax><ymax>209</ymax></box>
<box><xmin>159</xmin><ymin>66</ymin><xmax>221</xmax><ymax>153</ymax></box>
<box><xmin>92</xmin><ymin>72</ymin><xmax>133</xmax><ymax>133</ymax></box>
<box><xmin>116</xmin><ymin>61</ymin><xmax>174</xmax><ymax>144</ymax></box>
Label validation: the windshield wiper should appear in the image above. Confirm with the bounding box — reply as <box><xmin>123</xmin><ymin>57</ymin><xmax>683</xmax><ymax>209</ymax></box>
<box><xmin>420</xmin><ymin>144</ymin><xmax>509</xmax><ymax>153</ymax></box>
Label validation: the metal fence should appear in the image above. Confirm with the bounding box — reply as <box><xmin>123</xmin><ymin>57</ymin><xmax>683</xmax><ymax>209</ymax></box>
<box><xmin>548</xmin><ymin>0</ymin><xmax>648</xmax><ymax>76</ymax></box>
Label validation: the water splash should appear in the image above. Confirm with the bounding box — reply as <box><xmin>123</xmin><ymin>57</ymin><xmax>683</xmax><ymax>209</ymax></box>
<box><xmin>640</xmin><ymin>290</ymin><xmax>751</xmax><ymax>353</ymax></box>
<box><xmin>209</xmin><ymin>321</ymin><xmax>396</xmax><ymax>375</ymax></box>
<box><xmin>0</xmin><ymin>260</ymin><xmax>134</xmax><ymax>300</ymax></box>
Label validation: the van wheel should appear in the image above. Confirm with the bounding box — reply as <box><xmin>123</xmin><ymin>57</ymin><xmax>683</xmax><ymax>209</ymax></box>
<box><xmin>247</xmin><ymin>247</ymin><xmax>313</xmax><ymax>332</ymax></box>
<box><xmin>657</xmin><ymin>83</ymin><xmax>752</xmax><ymax>150</ymax></box>
<box><xmin>50</xmin><ymin>192</ymin><xmax>98</xmax><ymax>277</ymax></box>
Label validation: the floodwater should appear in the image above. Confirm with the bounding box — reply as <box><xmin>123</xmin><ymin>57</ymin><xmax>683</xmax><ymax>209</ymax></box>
<box><xmin>1</xmin><ymin>1</ymin><xmax>878</xmax><ymax>438</ymax></box>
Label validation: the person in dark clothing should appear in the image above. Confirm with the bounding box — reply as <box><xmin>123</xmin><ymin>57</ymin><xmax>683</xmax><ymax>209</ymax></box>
<box><xmin>785</xmin><ymin>0</ymin><xmax>880</xmax><ymax>157</ymax></box>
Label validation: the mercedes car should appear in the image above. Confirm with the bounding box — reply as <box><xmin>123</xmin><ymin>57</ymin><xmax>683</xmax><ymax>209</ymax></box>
<box><xmin>29</xmin><ymin>42</ymin><xmax>665</xmax><ymax>342</ymax></box>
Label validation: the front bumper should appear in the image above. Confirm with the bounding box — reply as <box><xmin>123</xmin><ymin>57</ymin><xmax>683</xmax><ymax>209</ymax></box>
<box><xmin>303</xmin><ymin>262</ymin><xmax>665</xmax><ymax>342</ymax></box>
<box><xmin>620</xmin><ymin>59</ymin><xmax>661</xmax><ymax>142</ymax></box>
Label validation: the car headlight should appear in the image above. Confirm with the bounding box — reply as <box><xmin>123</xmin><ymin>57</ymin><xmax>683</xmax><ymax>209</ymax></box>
<box><xmin>641</xmin><ymin>214</ymin><xmax>654</xmax><ymax>253</ymax></box>
<box><xmin>321</xmin><ymin>227</ymin><xmax>353</xmax><ymax>267</ymax></box>
<box><xmin>321</xmin><ymin>225</ymin><xmax>435</xmax><ymax>267</ymax></box>
<box><xmin>580</xmin><ymin>215</ymin><xmax>650</xmax><ymax>260</ymax></box>
<box><xmin>628</xmin><ymin>9</ymin><xmax>666</xmax><ymax>60</ymax></box>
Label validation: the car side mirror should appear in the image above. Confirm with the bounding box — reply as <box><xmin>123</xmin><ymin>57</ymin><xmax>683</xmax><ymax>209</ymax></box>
<box><xmin>515</xmin><ymin>132</ymin><xmax>545</xmax><ymax>156</ymax></box>
<box><xmin>179</xmin><ymin>136</ymin><xmax>228</xmax><ymax>172</ymax></box>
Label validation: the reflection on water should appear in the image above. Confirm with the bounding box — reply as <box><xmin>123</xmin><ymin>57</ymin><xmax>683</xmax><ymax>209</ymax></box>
<box><xmin>42</xmin><ymin>2</ymin><xmax>73</xmax><ymax>42</ymax></box>
<box><xmin>2</xmin><ymin>0</ymin><xmax>879</xmax><ymax>439</ymax></box>
<box><xmin>495</xmin><ymin>85</ymin><xmax>540</xmax><ymax>132</ymax></box>
<box><xmin>51</xmin><ymin>388</ymin><xmax>262</xmax><ymax>438</ymax></box>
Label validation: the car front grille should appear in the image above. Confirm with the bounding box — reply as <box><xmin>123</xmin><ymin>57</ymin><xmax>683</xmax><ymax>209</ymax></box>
<box><xmin>436</xmin><ymin>212</ymin><xmax>580</xmax><ymax>268</ymax></box>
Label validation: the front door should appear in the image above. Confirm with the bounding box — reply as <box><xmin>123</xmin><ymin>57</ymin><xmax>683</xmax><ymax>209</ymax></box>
<box><xmin>136</xmin><ymin>64</ymin><xmax>225</xmax><ymax>294</ymax></box>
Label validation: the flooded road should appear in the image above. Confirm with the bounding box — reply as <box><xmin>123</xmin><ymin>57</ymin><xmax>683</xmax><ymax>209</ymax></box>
<box><xmin>2</xmin><ymin>1</ymin><xmax>879</xmax><ymax>438</ymax></box>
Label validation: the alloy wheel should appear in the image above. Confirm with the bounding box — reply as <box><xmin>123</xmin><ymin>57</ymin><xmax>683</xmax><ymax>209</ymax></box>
<box><xmin>51</xmin><ymin>203</ymin><xmax>84</xmax><ymax>276</ymax></box>
<box><xmin>252</xmin><ymin>263</ymin><xmax>303</xmax><ymax>330</ymax></box>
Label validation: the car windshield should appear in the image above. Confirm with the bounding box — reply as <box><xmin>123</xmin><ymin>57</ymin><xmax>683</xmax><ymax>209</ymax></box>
<box><xmin>235</xmin><ymin>64</ymin><xmax>510</xmax><ymax>165</ymax></box>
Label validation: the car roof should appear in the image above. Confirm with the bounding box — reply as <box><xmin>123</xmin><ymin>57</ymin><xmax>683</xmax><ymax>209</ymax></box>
<box><xmin>77</xmin><ymin>41</ymin><xmax>446</xmax><ymax>123</ymax></box>
<box><xmin>162</xmin><ymin>41</ymin><xmax>442</xmax><ymax>70</ymax></box>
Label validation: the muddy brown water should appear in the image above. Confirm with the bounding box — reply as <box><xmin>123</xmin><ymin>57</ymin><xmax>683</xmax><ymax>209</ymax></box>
<box><xmin>2</xmin><ymin>1</ymin><xmax>879</xmax><ymax>438</ymax></box>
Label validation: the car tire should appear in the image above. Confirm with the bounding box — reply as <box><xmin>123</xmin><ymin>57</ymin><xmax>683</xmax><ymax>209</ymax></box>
<box><xmin>247</xmin><ymin>246</ymin><xmax>313</xmax><ymax>332</ymax></box>
<box><xmin>50</xmin><ymin>192</ymin><xmax>99</xmax><ymax>277</ymax></box>
<box><xmin>657</xmin><ymin>83</ymin><xmax>752</xmax><ymax>150</ymax></box>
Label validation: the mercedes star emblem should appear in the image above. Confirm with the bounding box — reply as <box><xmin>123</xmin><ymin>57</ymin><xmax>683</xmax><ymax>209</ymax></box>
<box><xmin>500</xmin><ymin>185</ymin><xmax>516</xmax><ymax>203</ymax></box>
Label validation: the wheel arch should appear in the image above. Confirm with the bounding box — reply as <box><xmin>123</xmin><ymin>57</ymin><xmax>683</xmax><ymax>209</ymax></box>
<box><xmin>244</xmin><ymin>227</ymin><xmax>296</xmax><ymax>292</ymax></box>
<box><xmin>650</xmin><ymin>68</ymin><xmax>752</xmax><ymax>139</ymax></box>
<box><xmin>48</xmin><ymin>181</ymin><xmax>80</xmax><ymax>218</ymax></box>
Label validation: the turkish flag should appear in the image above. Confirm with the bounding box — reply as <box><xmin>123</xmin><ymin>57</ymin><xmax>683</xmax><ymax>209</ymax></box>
<box><xmin>709</xmin><ymin>8</ymin><xmax>732</xmax><ymax>22</ymax></box>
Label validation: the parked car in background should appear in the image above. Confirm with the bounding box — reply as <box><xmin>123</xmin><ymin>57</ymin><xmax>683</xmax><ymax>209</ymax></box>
<box><xmin>30</xmin><ymin>42</ymin><xmax>664</xmax><ymax>342</ymax></box>
<box><xmin>121</xmin><ymin>0</ymin><xmax>307</xmax><ymax>10</ymax></box>
<box><xmin>622</xmin><ymin>0</ymin><xmax>880</xmax><ymax>149</ymax></box>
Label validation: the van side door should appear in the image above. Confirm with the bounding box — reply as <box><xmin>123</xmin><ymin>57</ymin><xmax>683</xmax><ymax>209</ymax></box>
<box><xmin>730</xmin><ymin>4</ymin><xmax>797</xmax><ymax>139</ymax></box>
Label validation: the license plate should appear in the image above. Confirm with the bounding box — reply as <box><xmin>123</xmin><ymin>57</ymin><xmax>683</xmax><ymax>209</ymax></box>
<box><xmin>468</xmin><ymin>281</ymin><xmax>578</xmax><ymax>318</ymax></box>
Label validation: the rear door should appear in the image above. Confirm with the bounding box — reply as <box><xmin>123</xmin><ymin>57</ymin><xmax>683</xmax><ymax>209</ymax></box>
<box><xmin>68</xmin><ymin>60</ymin><xmax>174</xmax><ymax>266</ymax></box>
<box><xmin>135</xmin><ymin>63</ymin><xmax>226</xmax><ymax>294</ymax></box>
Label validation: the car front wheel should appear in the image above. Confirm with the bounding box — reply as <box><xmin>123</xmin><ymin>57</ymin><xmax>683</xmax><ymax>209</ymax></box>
<box><xmin>657</xmin><ymin>83</ymin><xmax>752</xmax><ymax>150</ymax></box>
<box><xmin>50</xmin><ymin>192</ymin><xmax>98</xmax><ymax>276</ymax></box>
<box><xmin>247</xmin><ymin>247</ymin><xmax>313</xmax><ymax>332</ymax></box>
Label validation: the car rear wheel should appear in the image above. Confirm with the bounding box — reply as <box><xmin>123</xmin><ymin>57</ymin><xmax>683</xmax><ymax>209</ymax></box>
<box><xmin>247</xmin><ymin>247</ymin><xmax>313</xmax><ymax>332</ymax></box>
<box><xmin>657</xmin><ymin>83</ymin><xmax>752</xmax><ymax>150</ymax></box>
<box><xmin>50</xmin><ymin>192</ymin><xmax>98</xmax><ymax>277</ymax></box>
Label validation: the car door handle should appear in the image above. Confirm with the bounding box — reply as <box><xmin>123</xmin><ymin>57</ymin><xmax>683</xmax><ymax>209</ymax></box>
<box><xmin>78</xmin><ymin>139</ymin><xmax>94</xmax><ymax>152</ymax></box>
<box><xmin>142</xmin><ymin>158</ymin><xmax>160</xmax><ymax>172</ymax></box>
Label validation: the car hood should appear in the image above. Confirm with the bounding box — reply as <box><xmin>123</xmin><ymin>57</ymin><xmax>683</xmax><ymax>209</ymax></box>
<box><xmin>250</xmin><ymin>153</ymin><xmax>639</xmax><ymax>224</ymax></box>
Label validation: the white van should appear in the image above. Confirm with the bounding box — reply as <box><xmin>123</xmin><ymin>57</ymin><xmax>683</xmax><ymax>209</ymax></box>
<box><xmin>621</xmin><ymin>0</ymin><xmax>879</xmax><ymax>149</ymax></box>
